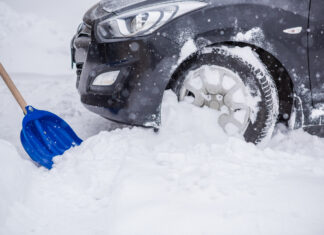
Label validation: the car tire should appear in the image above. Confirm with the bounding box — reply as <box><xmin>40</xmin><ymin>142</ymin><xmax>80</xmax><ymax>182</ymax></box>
<box><xmin>171</xmin><ymin>46</ymin><xmax>279</xmax><ymax>144</ymax></box>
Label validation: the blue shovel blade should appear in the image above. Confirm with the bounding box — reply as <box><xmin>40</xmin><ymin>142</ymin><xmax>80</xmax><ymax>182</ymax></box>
<box><xmin>20</xmin><ymin>106</ymin><xmax>82</xmax><ymax>169</ymax></box>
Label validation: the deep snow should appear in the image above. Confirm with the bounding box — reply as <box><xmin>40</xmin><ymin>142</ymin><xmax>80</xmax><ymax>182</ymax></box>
<box><xmin>1</xmin><ymin>1</ymin><xmax>324</xmax><ymax>235</ymax></box>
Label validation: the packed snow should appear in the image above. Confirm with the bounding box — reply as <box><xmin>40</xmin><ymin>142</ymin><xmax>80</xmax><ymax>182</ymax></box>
<box><xmin>1</xmin><ymin>1</ymin><xmax>324</xmax><ymax>235</ymax></box>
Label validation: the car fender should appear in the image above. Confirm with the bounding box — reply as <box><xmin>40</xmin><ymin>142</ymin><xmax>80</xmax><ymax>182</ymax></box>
<box><xmin>156</xmin><ymin>2</ymin><xmax>312</xmax><ymax>126</ymax></box>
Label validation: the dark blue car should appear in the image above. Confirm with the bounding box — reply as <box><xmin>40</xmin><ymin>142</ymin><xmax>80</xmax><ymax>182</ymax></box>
<box><xmin>71</xmin><ymin>0</ymin><xmax>324</xmax><ymax>143</ymax></box>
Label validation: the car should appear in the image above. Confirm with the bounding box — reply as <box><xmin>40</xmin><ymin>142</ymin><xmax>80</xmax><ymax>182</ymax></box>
<box><xmin>71</xmin><ymin>0</ymin><xmax>324</xmax><ymax>144</ymax></box>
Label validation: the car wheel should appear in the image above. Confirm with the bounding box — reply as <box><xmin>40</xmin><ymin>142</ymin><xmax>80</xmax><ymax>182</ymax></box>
<box><xmin>172</xmin><ymin>46</ymin><xmax>279</xmax><ymax>144</ymax></box>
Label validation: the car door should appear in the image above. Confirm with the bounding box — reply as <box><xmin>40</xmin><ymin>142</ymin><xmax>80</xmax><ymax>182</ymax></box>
<box><xmin>309</xmin><ymin>0</ymin><xmax>324</xmax><ymax>106</ymax></box>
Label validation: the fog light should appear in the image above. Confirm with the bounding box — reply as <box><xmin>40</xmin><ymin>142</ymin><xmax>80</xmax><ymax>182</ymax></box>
<box><xmin>92</xmin><ymin>71</ymin><xmax>120</xmax><ymax>86</ymax></box>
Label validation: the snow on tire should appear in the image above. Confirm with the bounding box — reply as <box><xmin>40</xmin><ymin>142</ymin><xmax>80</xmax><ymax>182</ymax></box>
<box><xmin>172</xmin><ymin>46</ymin><xmax>279</xmax><ymax>144</ymax></box>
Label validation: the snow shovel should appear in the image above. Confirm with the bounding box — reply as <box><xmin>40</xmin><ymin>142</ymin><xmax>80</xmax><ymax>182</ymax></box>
<box><xmin>0</xmin><ymin>63</ymin><xmax>82</xmax><ymax>169</ymax></box>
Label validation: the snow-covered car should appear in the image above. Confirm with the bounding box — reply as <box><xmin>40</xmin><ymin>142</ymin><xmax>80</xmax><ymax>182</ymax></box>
<box><xmin>71</xmin><ymin>0</ymin><xmax>324</xmax><ymax>144</ymax></box>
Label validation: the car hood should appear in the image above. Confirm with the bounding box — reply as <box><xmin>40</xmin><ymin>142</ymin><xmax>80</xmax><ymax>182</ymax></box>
<box><xmin>83</xmin><ymin>0</ymin><xmax>204</xmax><ymax>26</ymax></box>
<box><xmin>100</xmin><ymin>0</ymin><xmax>149</xmax><ymax>12</ymax></box>
<box><xmin>83</xmin><ymin>0</ymin><xmax>306</xmax><ymax>26</ymax></box>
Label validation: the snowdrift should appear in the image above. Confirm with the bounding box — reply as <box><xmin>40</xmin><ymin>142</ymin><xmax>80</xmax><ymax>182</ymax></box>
<box><xmin>1</xmin><ymin>91</ymin><xmax>324</xmax><ymax>235</ymax></box>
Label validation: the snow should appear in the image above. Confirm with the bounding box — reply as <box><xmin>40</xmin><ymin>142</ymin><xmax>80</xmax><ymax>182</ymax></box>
<box><xmin>312</xmin><ymin>105</ymin><xmax>324</xmax><ymax>119</ymax></box>
<box><xmin>2</xmin><ymin>83</ymin><xmax>324</xmax><ymax>234</ymax></box>
<box><xmin>178</xmin><ymin>38</ymin><xmax>198</xmax><ymax>65</ymax></box>
<box><xmin>0</xmin><ymin>140</ymin><xmax>34</xmax><ymax>229</ymax></box>
<box><xmin>232</xmin><ymin>27</ymin><xmax>264</xmax><ymax>42</ymax></box>
<box><xmin>1</xmin><ymin>1</ymin><xmax>324</xmax><ymax>235</ymax></box>
<box><xmin>232</xmin><ymin>27</ymin><xmax>273</xmax><ymax>52</ymax></box>
<box><xmin>0</xmin><ymin>0</ymin><xmax>95</xmax><ymax>75</ymax></box>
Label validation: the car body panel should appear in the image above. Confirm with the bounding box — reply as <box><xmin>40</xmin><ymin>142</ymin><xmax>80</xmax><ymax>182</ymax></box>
<box><xmin>309</xmin><ymin>0</ymin><xmax>324</xmax><ymax>107</ymax></box>
<box><xmin>155</xmin><ymin>1</ymin><xmax>311</xmax><ymax>122</ymax></box>
<box><xmin>77</xmin><ymin>35</ymin><xmax>179</xmax><ymax>127</ymax></box>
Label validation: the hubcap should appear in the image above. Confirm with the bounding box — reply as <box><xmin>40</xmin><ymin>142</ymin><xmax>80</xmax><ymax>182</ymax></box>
<box><xmin>179</xmin><ymin>65</ymin><xmax>251</xmax><ymax>135</ymax></box>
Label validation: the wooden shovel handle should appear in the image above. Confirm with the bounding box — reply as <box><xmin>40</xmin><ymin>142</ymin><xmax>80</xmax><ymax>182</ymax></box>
<box><xmin>0</xmin><ymin>63</ymin><xmax>27</xmax><ymax>114</ymax></box>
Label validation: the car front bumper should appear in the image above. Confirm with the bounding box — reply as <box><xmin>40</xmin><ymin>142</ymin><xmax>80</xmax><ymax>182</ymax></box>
<box><xmin>71</xmin><ymin>30</ymin><xmax>180</xmax><ymax>128</ymax></box>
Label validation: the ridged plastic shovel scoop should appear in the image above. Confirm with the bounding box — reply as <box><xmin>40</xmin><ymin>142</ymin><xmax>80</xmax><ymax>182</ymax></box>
<box><xmin>0</xmin><ymin>63</ymin><xmax>82</xmax><ymax>169</ymax></box>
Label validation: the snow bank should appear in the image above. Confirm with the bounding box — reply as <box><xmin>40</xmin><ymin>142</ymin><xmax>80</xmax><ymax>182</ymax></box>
<box><xmin>0</xmin><ymin>1</ymin><xmax>77</xmax><ymax>75</ymax></box>
<box><xmin>0</xmin><ymin>140</ymin><xmax>33</xmax><ymax>229</ymax></box>
<box><xmin>1</xmin><ymin>91</ymin><xmax>324</xmax><ymax>235</ymax></box>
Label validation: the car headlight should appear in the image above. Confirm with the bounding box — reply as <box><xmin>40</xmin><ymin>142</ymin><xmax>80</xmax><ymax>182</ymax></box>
<box><xmin>97</xmin><ymin>1</ymin><xmax>207</xmax><ymax>38</ymax></box>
